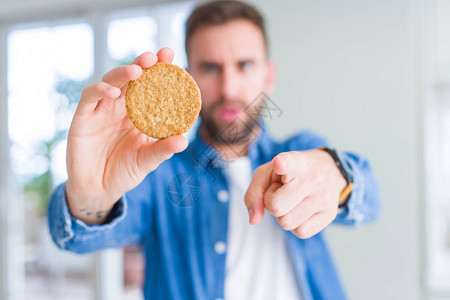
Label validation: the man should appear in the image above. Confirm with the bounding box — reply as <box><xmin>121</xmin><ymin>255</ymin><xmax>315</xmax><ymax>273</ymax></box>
<box><xmin>48</xmin><ymin>1</ymin><xmax>380</xmax><ymax>299</ymax></box>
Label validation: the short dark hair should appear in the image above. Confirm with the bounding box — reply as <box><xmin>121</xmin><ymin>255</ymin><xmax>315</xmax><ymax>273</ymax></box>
<box><xmin>185</xmin><ymin>0</ymin><xmax>267</xmax><ymax>57</ymax></box>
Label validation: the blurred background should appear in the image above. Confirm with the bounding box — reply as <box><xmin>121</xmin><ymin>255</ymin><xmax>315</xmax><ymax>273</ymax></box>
<box><xmin>0</xmin><ymin>0</ymin><xmax>449</xmax><ymax>299</ymax></box>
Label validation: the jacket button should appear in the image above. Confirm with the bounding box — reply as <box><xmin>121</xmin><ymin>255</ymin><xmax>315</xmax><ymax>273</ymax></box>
<box><xmin>214</xmin><ymin>241</ymin><xmax>226</xmax><ymax>254</ymax></box>
<box><xmin>217</xmin><ymin>190</ymin><xmax>229</xmax><ymax>203</ymax></box>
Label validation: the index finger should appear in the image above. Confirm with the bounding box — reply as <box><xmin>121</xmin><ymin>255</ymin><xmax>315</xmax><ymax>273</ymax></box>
<box><xmin>76</xmin><ymin>82</ymin><xmax>121</xmax><ymax>115</ymax></box>
<box><xmin>102</xmin><ymin>52</ymin><xmax>159</xmax><ymax>88</ymax></box>
<box><xmin>130</xmin><ymin>51</ymin><xmax>159</xmax><ymax>68</ymax></box>
<box><xmin>244</xmin><ymin>162</ymin><xmax>272</xmax><ymax>225</ymax></box>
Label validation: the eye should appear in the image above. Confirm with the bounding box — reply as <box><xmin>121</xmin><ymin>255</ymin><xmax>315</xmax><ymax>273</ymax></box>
<box><xmin>239</xmin><ymin>61</ymin><xmax>253</xmax><ymax>71</ymax></box>
<box><xmin>201</xmin><ymin>63</ymin><xmax>220</xmax><ymax>73</ymax></box>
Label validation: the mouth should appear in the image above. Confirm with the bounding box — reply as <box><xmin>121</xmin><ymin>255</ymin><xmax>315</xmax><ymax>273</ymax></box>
<box><xmin>216</xmin><ymin>104</ymin><xmax>243</xmax><ymax>123</ymax></box>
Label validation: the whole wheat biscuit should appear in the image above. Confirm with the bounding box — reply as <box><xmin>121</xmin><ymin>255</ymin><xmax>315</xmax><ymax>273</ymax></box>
<box><xmin>125</xmin><ymin>62</ymin><xmax>201</xmax><ymax>139</ymax></box>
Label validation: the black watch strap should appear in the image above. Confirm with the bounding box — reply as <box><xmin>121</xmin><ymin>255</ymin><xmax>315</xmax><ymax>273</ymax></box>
<box><xmin>320</xmin><ymin>147</ymin><xmax>353</xmax><ymax>185</ymax></box>
<box><xmin>320</xmin><ymin>147</ymin><xmax>354</xmax><ymax>205</ymax></box>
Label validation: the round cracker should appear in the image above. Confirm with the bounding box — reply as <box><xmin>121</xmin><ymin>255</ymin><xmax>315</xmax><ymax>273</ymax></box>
<box><xmin>125</xmin><ymin>62</ymin><xmax>201</xmax><ymax>139</ymax></box>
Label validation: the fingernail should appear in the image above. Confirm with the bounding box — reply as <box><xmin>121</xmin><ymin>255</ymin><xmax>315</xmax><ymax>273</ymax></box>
<box><xmin>248</xmin><ymin>208</ymin><xmax>254</xmax><ymax>222</ymax></box>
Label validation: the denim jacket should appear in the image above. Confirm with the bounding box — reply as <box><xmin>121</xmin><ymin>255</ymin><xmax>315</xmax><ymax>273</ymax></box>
<box><xmin>48</xmin><ymin>125</ymin><xmax>380</xmax><ymax>300</ymax></box>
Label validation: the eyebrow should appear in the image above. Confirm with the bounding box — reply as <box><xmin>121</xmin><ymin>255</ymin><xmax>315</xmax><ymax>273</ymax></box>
<box><xmin>237</xmin><ymin>59</ymin><xmax>255</xmax><ymax>65</ymax></box>
<box><xmin>197</xmin><ymin>61</ymin><xmax>220</xmax><ymax>67</ymax></box>
<box><xmin>197</xmin><ymin>59</ymin><xmax>256</xmax><ymax>68</ymax></box>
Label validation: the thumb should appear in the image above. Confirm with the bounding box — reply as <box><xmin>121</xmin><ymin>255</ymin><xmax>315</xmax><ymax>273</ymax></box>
<box><xmin>272</xmin><ymin>152</ymin><xmax>298</xmax><ymax>183</ymax></box>
<box><xmin>138</xmin><ymin>135</ymin><xmax>188</xmax><ymax>174</ymax></box>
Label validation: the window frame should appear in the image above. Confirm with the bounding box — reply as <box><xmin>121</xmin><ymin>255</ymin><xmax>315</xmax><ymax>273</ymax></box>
<box><xmin>1</xmin><ymin>22</ymin><xmax>26</xmax><ymax>300</ymax></box>
<box><xmin>423</xmin><ymin>0</ymin><xmax>450</xmax><ymax>297</ymax></box>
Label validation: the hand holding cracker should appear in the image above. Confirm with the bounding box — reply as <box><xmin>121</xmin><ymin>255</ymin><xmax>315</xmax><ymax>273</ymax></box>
<box><xmin>65</xmin><ymin>48</ymin><xmax>191</xmax><ymax>225</ymax></box>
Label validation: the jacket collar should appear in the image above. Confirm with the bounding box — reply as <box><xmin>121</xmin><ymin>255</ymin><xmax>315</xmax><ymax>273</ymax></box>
<box><xmin>190</xmin><ymin>119</ymin><xmax>273</xmax><ymax>172</ymax></box>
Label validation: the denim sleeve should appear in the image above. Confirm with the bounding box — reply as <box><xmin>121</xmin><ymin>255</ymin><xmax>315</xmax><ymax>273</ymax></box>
<box><xmin>47</xmin><ymin>181</ymin><xmax>152</xmax><ymax>254</ymax></box>
<box><xmin>285</xmin><ymin>130</ymin><xmax>381</xmax><ymax>227</ymax></box>
<box><xmin>333</xmin><ymin>151</ymin><xmax>381</xmax><ymax>226</ymax></box>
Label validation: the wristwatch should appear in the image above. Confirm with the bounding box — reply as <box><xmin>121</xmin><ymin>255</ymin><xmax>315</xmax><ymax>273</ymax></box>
<box><xmin>319</xmin><ymin>147</ymin><xmax>354</xmax><ymax>206</ymax></box>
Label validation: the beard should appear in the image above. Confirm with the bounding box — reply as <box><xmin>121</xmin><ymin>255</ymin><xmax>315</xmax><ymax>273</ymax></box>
<box><xmin>200</xmin><ymin>99</ymin><xmax>262</xmax><ymax>145</ymax></box>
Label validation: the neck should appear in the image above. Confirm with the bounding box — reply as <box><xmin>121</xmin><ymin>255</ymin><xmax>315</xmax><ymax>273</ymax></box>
<box><xmin>199</xmin><ymin>123</ymin><xmax>261</xmax><ymax>161</ymax></box>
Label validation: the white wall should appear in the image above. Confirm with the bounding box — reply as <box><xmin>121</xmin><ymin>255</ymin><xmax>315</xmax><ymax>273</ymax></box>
<box><xmin>252</xmin><ymin>0</ymin><xmax>425</xmax><ymax>299</ymax></box>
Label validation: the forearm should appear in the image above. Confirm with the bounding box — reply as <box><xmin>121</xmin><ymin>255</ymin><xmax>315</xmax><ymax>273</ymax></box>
<box><xmin>48</xmin><ymin>183</ymin><xmax>144</xmax><ymax>253</ymax></box>
<box><xmin>65</xmin><ymin>180</ymin><xmax>120</xmax><ymax>225</ymax></box>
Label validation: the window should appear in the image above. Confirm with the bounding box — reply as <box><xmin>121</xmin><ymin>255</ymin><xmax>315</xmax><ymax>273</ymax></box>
<box><xmin>8</xmin><ymin>21</ymin><xmax>95</xmax><ymax>300</ymax></box>
<box><xmin>1</xmin><ymin>2</ymin><xmax>194</xmax><ymax>299</ymax></box>
<box><xmin>108</xmin><ymin>15</ymin><xmax>158</xmax><ymax>64</ymax></box>
<box><xmin>425</xmin><ymin>0</ymin><xmax>450</xmax><ymax>295</ymax></box>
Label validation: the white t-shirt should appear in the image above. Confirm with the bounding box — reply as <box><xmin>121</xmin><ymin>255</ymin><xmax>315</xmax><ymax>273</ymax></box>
<box><xmin>223</xmin><ymin>156</ymin><xmax>302</xmax><ymax>300</ymax></box>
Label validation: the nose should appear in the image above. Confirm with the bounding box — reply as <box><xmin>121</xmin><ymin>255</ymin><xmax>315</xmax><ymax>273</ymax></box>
<box><xmin>220</xmin><ymin>66</ymin><xmax>240</xmax><ymax>102</ymax></box>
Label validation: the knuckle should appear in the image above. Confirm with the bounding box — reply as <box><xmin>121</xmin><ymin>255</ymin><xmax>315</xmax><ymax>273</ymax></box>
<box><xmin>101</xmin><ymin>69</ymin><xmax>112</xmax><ymax>82</ymax></box>
<box><xmin>278</xmin><ymin>215</ymin><xmax>295</xmax><ymax>231</ymax></box>
<box><xmin>96</xmin><ymin>81</ymin><xmax>109</xmax><ymax>91</ymax></box>
<box><xmin>265</xmin><ymin>198</ymin><xmax>282</xmax><ymax>217</ymax></box>
<box><xmin>294</xmin><ymin>226</ymin><xmax>310</xmax><ymax>239</ymax></box>
<box><xmin>122</xmin><ymin>64</ymin><xmax>136</xmax><ymax>77</ymax></box>
<box><xmin>81</xmin><ymin>83</ymin><xmax>100</xmax><ymax>98</ymax></box>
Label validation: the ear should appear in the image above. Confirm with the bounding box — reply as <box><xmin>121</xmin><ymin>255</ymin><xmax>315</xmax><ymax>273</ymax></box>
<box><xmin>264</xmin><ymin>59</ymin><xmax>277</xmax><ymax>95</ymax></box>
